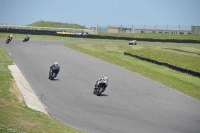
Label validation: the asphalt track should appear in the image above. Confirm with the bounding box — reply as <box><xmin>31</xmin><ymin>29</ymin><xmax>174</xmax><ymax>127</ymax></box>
<box><xmin>1</xmin><ymin>39</ymin><xmax>200</xmax><ymax>133</ymax></box>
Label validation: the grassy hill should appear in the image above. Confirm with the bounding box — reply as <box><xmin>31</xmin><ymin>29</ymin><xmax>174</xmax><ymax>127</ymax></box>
<box><xmin>28</xmin><ymin>20</ymin><xmax>87</xmax><ymax>29</ymax></box>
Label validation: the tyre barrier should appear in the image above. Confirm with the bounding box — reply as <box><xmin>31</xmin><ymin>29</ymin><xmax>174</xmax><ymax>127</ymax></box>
<box><xmin>124</xmin><ymin>52</ymin><xmax>200</xmax><ymax>78</ymax></box>
<box><xmin>1</xmin><ymin>28</ymin><xmax>200</xmax><ymax>44</ymax></box>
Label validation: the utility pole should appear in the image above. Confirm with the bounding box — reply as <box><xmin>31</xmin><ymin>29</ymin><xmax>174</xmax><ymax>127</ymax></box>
<box><xmin>97</xmin><ymin>24</ymin><xmax>98</xmax><ymax>34</ymax></box>
<box><xmin>120</xmin><ymin>25</ymin><xmax>122</xmax><ymax>33</ymax></box>
<box><xmin>132</xmin><ymin>25</ymin><xmax>133</xmax><ymax>33</ymax></box>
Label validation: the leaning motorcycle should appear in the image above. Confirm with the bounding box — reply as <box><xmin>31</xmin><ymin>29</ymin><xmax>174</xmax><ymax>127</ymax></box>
<box><xmin>93</xmin><ymin>80</ymin><xmax>108</xmax><ymax>96</ymax></box>
<box><xmin>23</xmin><ymin>38</ymin><xmax>29</xmax><ymax>42</ymax></box>
<box><xmin>6</xmin><ymin>37</ymin><xmax>11</xmax><ymax>44</ymax></box>
<box><xmin>49</xmin><ymin>67</ymin><xmax>59</xmax><ymax>80</ymax></box>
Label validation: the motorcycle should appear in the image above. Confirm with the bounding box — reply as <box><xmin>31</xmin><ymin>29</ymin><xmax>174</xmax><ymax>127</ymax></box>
<box><xmin>23</xmin><ymin>37</ymin><xmax>29</xmax><ymax>42</ymax></box>
<box><xmin>6</xmin><ymin>37</ymin><xmax>12</xmax><ymax>44</ymax></box>
<box><xmin>49</xmin><ymin>67</ymin><xmax>59</xmax><ymax>80</ymax></box>
<box><xmin>93</xmin><ymin>80</ymin><xmax>108</xmax><ymax>96</ymax></box>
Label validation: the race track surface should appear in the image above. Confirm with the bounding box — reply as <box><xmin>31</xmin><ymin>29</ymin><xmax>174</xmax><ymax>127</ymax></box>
<box><xmin>1</xmin><ymin>39</ymin><xmax>200</xmax><ymax>133</ymax></box>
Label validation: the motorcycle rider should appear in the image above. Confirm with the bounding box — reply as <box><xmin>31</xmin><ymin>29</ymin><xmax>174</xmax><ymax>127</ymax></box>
<box><xmin>94</xmin><ymin>75</ymin><xmax>108</xmax><ymax>94</ymax></box>
<box><xmin>49</xmin><ymin>62</ymin><xmax>60</xmax><ymax>78</ymax></box>
<box><xmin>7</xmin><ymin>34</ymin><xmax>13</xmax><ymax>41</ymax></box>
<box><xmin>25</xmin><ymin>35</ymin><xmax>30</xmax><ymax>40</ymax></box>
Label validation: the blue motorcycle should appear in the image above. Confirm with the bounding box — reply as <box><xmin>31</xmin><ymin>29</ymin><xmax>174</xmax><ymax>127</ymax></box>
<box><xmin>49</xmin><ymin>67</ymin><xmax>59</xmax><ymax>80</ymax></box>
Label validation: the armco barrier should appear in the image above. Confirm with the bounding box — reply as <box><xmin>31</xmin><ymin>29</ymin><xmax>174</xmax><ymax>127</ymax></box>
<box><xmin>124</xmin><ymin>52</ymin><xmax>200</xmax><ymax>78</ymax></box>
<box><xmin>0</xmin><ymin>28</ymin><xmax>56</xmax><ymax>35</ymax></box>
<box><xmin>1</xmin><ymin>28</ymin><xmax>200</xmax><ymax>43</ymax></box>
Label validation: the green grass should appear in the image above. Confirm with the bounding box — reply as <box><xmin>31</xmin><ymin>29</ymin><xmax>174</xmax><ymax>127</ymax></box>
<box><xmin>65</xmin><ymin>44</ymin><xmax>200</xmax><ymax>101</ymax></box>
<box><xmin>28</xmin><ymin>20</ymin><xmax>87</xmax><ymax>29</ymax></box>
<box><xmin>0</xmin><ymin>45</ymin><xmax>84</xmax><ymax>133</ymax></box>
<box><xmin>126</xmin><ymin>46</ymin><xmax>200</xmax><ymax>72</ymax></box>
<box><xmin>99</xmin><ymin>33</ymin><xmax>200</xmax><ymax>40</ymax></box>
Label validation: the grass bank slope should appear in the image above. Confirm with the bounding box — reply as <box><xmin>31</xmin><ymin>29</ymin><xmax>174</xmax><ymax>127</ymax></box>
<box><xmin>28</xmin><ymin>20</ymin><xmax>87</xmax><ymax>29</ymax></box>
<box><xmin>126</xmin><ymin>46</ymin><xmax>200</xmax><ymax>72</ymax></box>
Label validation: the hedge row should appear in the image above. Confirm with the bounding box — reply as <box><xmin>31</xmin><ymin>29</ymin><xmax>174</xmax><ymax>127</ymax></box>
<box><xmin>124</xmin><ymin>52</ymin><xmax>200</xmax><ymax>78</ymax></box>
<box><xmin>1</xmin><ymin>28</ymin><xmax>200</xmax><ymax>43</ymax></box>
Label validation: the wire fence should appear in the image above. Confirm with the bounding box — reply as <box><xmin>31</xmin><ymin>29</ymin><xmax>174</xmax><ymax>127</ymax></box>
<box><xmin>95</xmin><ymin>25</ymin><xmax>192</xmax><ymax>33</ymax></box>
<box><xmin>1</xmin><ymin>24</ymin><xmax>199</xmax><ymax>35</ymax></box>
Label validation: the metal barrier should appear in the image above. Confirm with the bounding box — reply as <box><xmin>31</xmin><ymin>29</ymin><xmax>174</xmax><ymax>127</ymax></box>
<box><xmin>0</xmin><ymin>25</ymin><xmax>95</xmax><ymax>34</ymax></box>
<box><xmin>124</xmin><ymin>52</ymin><xmax>200</xmax><ymax>78</ymax></box>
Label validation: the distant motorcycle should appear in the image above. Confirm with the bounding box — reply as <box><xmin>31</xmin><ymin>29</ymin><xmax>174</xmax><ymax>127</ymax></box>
<box><xmin>23</xmin><ymin>37</ymin><xmax>29</xmax><ymax>42</ymax></box>
<box><xmin>93</xmin><ymin>80</ymin><xmax>108</xmax><ymax>96</ymax></box>
<box><xmin>49</xmin><ymin>67</ymin><xmax>59</xmax><ymax>80</ymax></box>
<box><xmin>6</xmin><ymin>37</ymin><xmax>12</xmax><ymax>44</ymax></box>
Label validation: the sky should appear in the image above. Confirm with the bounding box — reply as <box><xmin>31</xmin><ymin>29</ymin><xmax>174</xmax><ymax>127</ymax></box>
<box><xmin>0</xmin><ymin>0</ymin><xmax>199</xmax><ymax>30</ymax></box>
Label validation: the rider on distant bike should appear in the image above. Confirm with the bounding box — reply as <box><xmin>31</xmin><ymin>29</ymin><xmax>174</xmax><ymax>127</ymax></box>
<box><xmin>7</xmin><ymin>34</ymin><xmax>13</xmax><ymax>41</ymax></box>
<box><xmin>94</xmin><ymin>75</ymin><xmax>108</xmax><ymax>93</ymax></box>
<box><xmin>25</xmin><ymin>35</ymin><xmax>30</xmax><ymax>40</ymax></box>
<box><xmin>49</xmin><ymin>62</ymin><xmax>60</xmax><ymax>78</ymax></box>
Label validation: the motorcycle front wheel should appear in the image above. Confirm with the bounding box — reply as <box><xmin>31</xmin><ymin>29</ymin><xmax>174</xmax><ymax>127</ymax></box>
<box><xmin>96</xmin><ymin>87</ymin><xmax>103</xmax><ymax>96</ymax></box>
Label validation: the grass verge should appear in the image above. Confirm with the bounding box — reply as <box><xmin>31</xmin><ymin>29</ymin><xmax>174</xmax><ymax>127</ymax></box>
<box><xmin>65</xmin><ymin>44</ymin><xmax>200</xmax><ymax>101</ymax></box>
<box><xmin>126</xmin><ymin>46</ymin><xmax>200</xmax><ymax>72</ymax></box>
<box><xmin>0</xmin><ymin>45</ymin><xmax>84</xmax><ymax>133</ymax></box>
<box><xmin>99</xmin><ymin>33</ymin><xmax>200</xmax><ymax>40</ymax></box>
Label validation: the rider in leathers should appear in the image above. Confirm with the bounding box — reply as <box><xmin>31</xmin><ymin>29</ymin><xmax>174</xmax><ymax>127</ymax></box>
<box><xmin>25</xmin><ymin>35</ymin><xmax>30</xmax><ymax>41</ymax></box>
<box><xmin>7</xmin><ymin>34</ymin><xmax>13</xmax><ymax>41</ymax></box>
<box><xmin>49</xmin><ymin>62</ymin><xmax>60</xmax><ymax>78</ymax></box>
<box><xmin>94</xmin><ymin>75</ymin><xmax>108</xmax><ymax>93</ymax></box>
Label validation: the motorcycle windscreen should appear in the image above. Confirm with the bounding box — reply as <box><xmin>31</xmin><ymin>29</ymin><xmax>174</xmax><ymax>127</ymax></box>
<box><xmin>99</xmin><ymin>83</ymin><xmax>106</xmax><ymax>88</ymax></box>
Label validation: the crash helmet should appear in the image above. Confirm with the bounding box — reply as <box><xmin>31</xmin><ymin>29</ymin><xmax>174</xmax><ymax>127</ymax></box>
<box><xmin>102</xmin><ymin>75</ymin><xmax>108</xmax><ymax>82</ymax></box>
<box><xmin>54</xmin><ymin>62</ymin><xmax>59</xmax><ymax>67</ymax></box>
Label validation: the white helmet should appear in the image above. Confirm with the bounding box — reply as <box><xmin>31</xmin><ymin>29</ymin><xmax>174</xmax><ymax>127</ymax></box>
<box><xmin>102</xmin><ymin>75</ymin><xmax>108</xmax><ymax>82</ymax></box>
<box><xmin>54</xmin><ymin>62</ymin><xmax>58</xmax><ymax>67</ymax></box>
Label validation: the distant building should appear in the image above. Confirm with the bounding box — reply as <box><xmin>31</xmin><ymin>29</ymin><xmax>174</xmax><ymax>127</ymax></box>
<box><xmin>134</xmin><ymin>29</ymin><xmax>191</xmax><ymax>35</ymax></box>
<box><xmin>89</xmin><ymin>27</ymin><xmax>97</xmax><ymax>33</ymax></box>
<box><xmin>108</xmin><ymin>26</ymin><xmax>131</xmax><ymax>33</ymax></box>
<box><xmin>191</xmin><ymin>26</ymin><xmax>200</xmax><ymax>35</ymax></box>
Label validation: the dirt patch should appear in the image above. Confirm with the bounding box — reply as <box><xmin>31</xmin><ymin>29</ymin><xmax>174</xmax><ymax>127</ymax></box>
<box><xmin>9</xmin><ymin>80</ymin><xmax>25</xmax><ymax>105</ymax></box>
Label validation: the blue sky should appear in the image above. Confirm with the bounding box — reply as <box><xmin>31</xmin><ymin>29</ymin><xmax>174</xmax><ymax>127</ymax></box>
<box><xmin>0</xmin><ymin>0</ymin><xmax>199</xmax><ymax>29</ymax></box>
